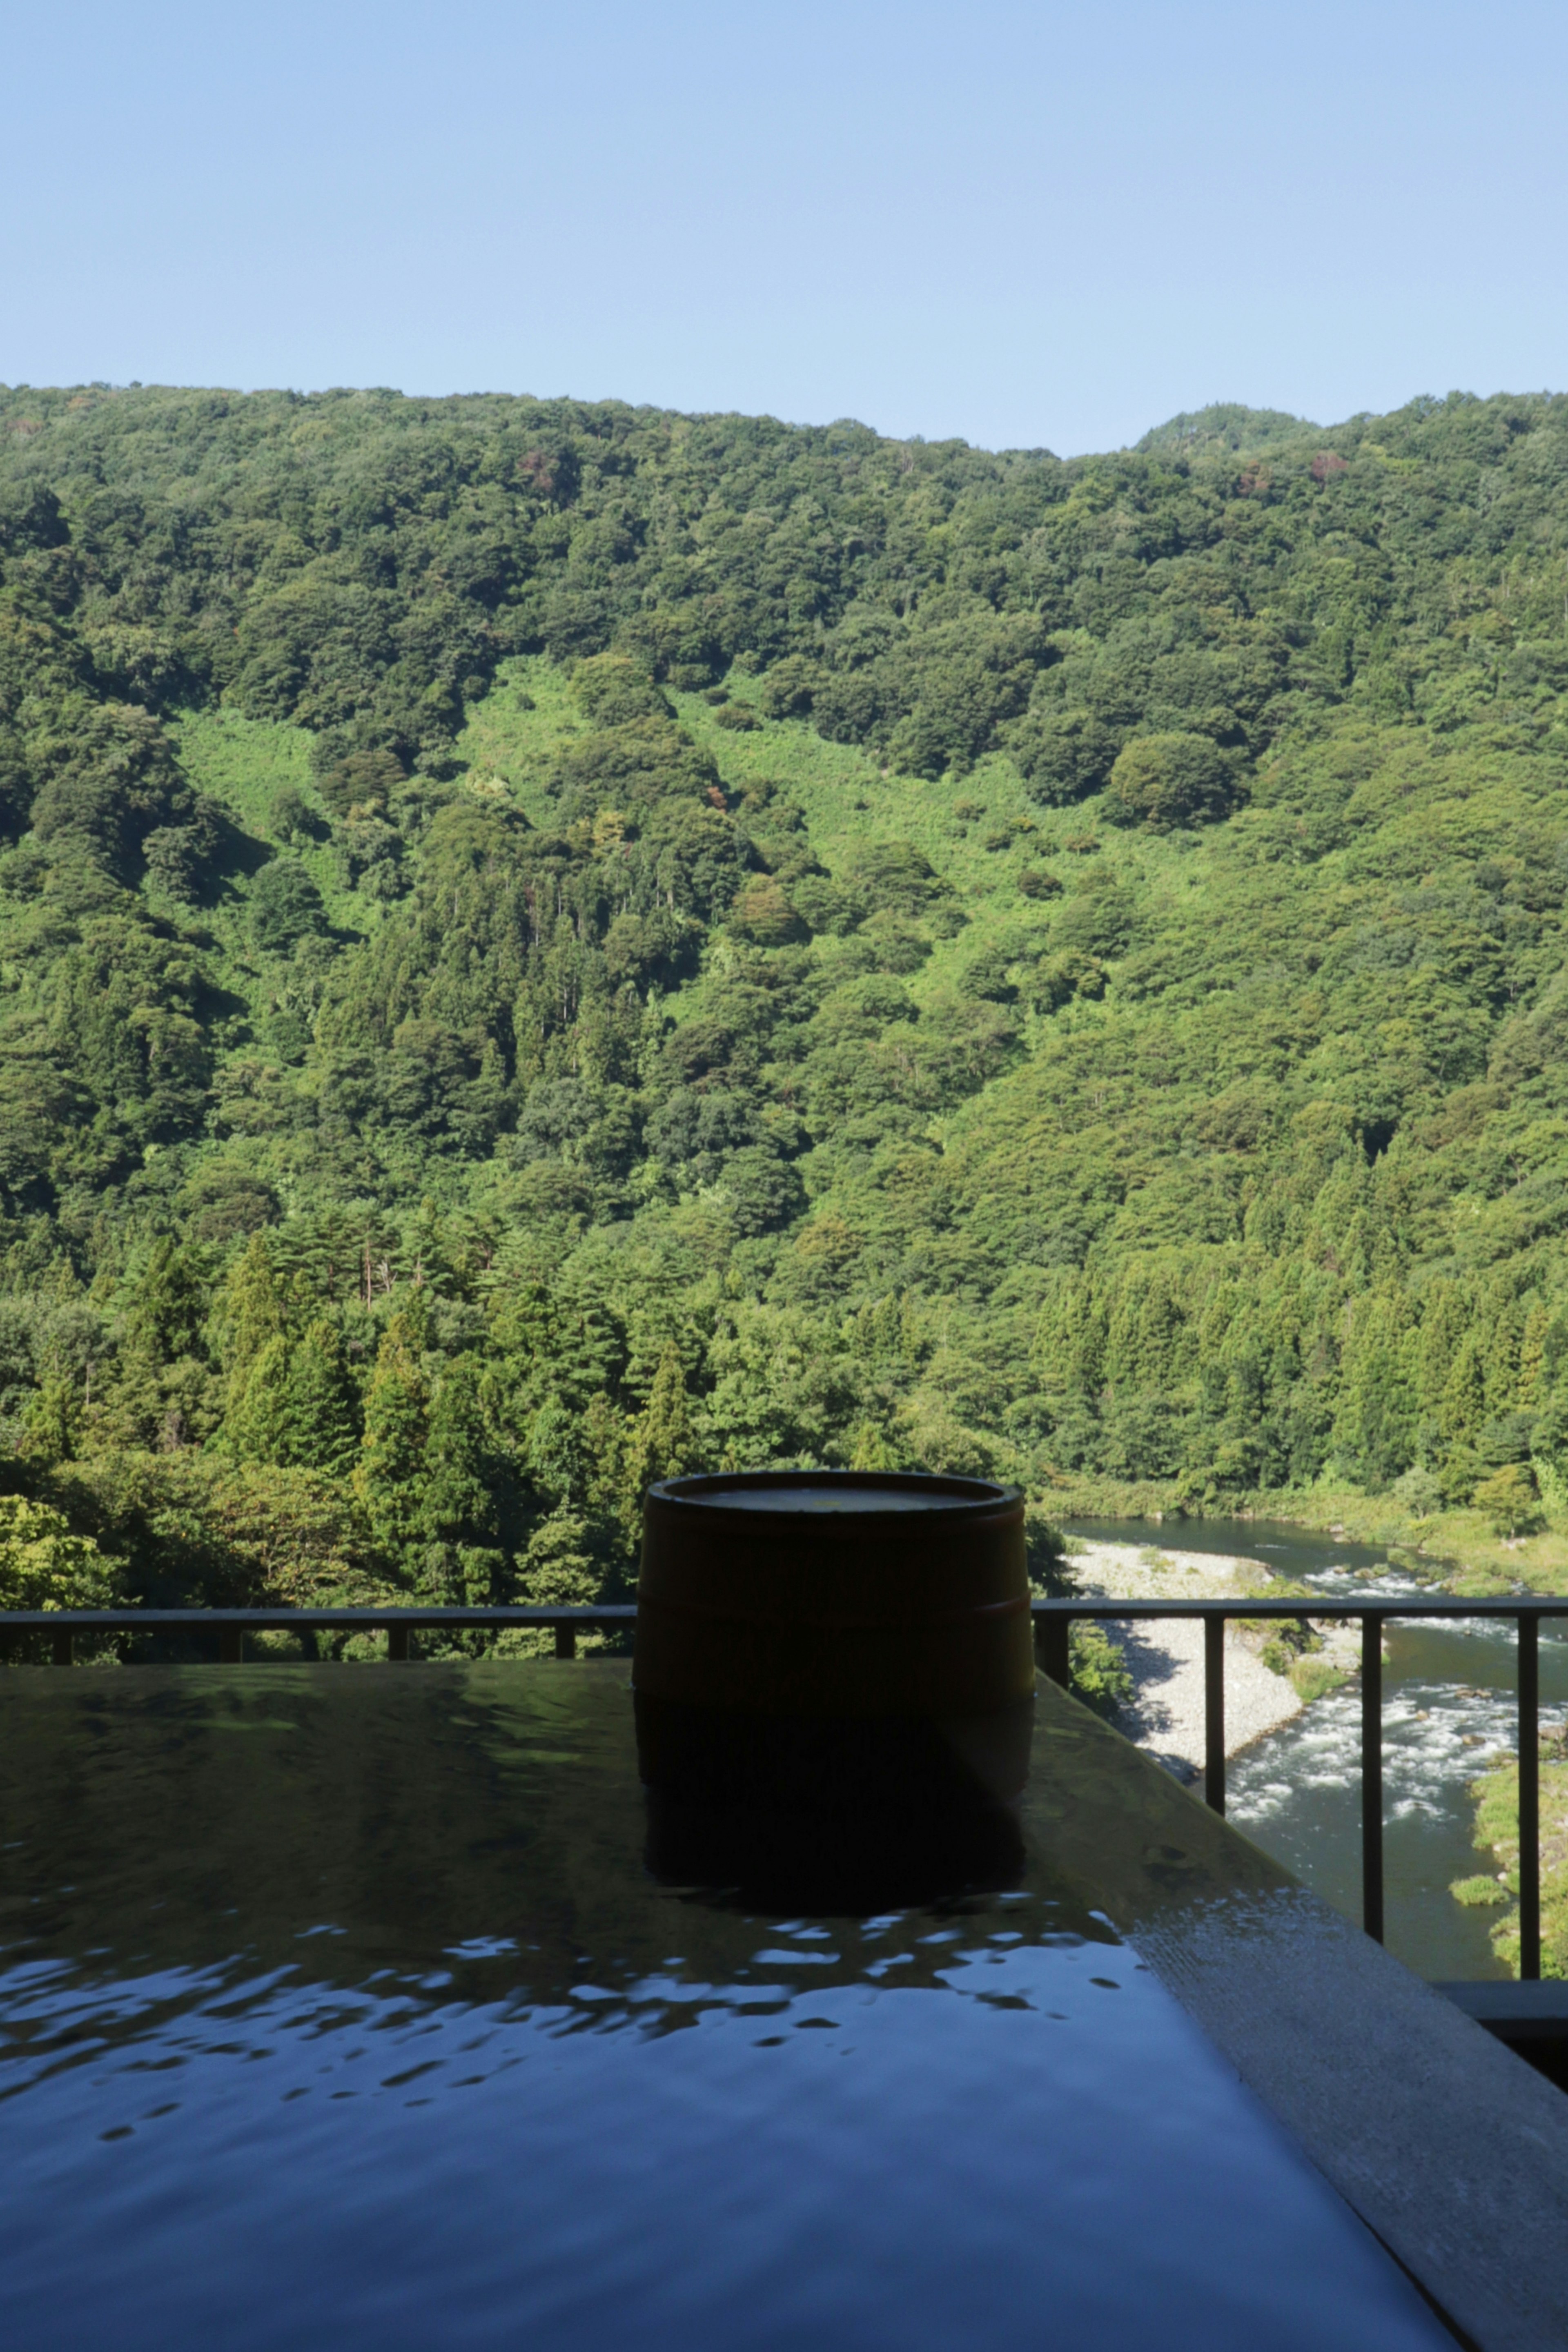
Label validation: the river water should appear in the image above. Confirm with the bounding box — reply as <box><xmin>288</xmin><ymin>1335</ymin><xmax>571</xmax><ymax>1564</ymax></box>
<box><xmin>1064</xmin><ymin>1518</ymin><xmax>1568</xmax><ymax>1980</ymax></box>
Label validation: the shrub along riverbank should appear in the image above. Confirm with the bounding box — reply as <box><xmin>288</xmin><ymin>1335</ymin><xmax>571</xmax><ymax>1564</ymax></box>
<box><xmin>1455</xmin><ymin>1731</ymin><xmax>1568</xmax><ymax>1978</ymax></box>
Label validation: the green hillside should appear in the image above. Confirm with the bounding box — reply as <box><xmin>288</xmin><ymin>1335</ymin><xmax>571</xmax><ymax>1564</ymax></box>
<box><xmin>2</xmin><ymin>379</ymin><xmax>1568</xmax><ymax>1618</ymax></box>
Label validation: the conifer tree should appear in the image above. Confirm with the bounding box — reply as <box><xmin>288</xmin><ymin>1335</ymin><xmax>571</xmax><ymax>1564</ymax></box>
<box><xmin>621</xmin><ymin>1341</ymin><xmax>693</xmax><ymax>1530</ymax></box>
<box><xmin>1441</xmin><ymin>1334</ymin><xmax>1489</xmax><ymax>1443</ymax></box>
<box><xmin>579</xmin><ymin>1391</ymin><xmax>626</xmax><ymax>1521</ymax></box>
<box><xmin>1416</xmin><ymin>1282</ymin><xmax>1471</xmax><ymax>1417</ymax></box>
<box><xmin>283</xmin><ymin>1319</ymin><xmax>361</xmax><ymax>1478</ymax></box>
<box><xmin>218</xmin><ymin>1234</ymin><xmax>287</xmax><ymax>1420</ymax></box>
<box><xmin>125</xmin><ymin>1238</ymin><xmax>210</xmax><ymax>1366</ymax></box>
<box><xmin>527</xmin><ymin>1395</ymin><xmax>588</xmax><ymax>1508</ymax></box>
<box><xmin>227</xmin><ymin>1333</ymin><xmax>294</xmax><ymax>1465</ymax></box>
<box><xmin>519</xmin><ymin>1510</ymin><xmax>599</xmax><ymax>1604</ymax></box>
<box><xmin>107</xmin><ymin>1238</ymin><xmax>214</xmax><ymax>1449</ymax></box>
<box><xmin>1067</xmin><ymin>1289</ymin><xmax>1107</xmax><ymax>1398</ymax></box>
<box><xmin>1484</xmin><ymin>1298</ymin><xmax>1524</xmax><ymax>1418</ymax></box>
<box><xmin>1332</xmin><ymin>1291</ymin><xmax>1417</xmax><ymax>1488</ymax></box>
<box><xmin>417</xmin><ymin>1356</ymin><xmax>503</xmax><ymax>1603</ymax></box>
<box><xmin>18</xmin><ymin>1372</ymin><xmax>80</xmax><ymax>1467</ymax></box>
<box><xmin>354</xmin><ymin>1314</ymin><xmax>430</xmax><ymax>1557</ymax></box>
<box><xmin>1518</xmin><ymin>1303</ymin><xmax>1550</xmax><ymax>1408</ymax></box>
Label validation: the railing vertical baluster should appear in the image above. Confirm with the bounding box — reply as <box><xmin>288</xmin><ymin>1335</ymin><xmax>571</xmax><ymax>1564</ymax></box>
<box><xmin>51</xmin><ymin>1626</ymin><xmax>73</xmax><ymax>1667</ymax></box>
<box><xmin>1037</xmin><ymin>1611</ymin><xmax>1070</xmax><ymax>1689</ymax></box>
<box><xmin>387</xmin><ymin>1624</ymin><xmax>411</xmax><ymax>1663</ymax></box>
<box><xmin>1361</xmin><ymin>1613</ymin><xmax>1384</xmax><ymax>1944</ymax></box>
<box><xmin>1203</xmin><ymin>1615</ymin><xmax>1225</xmax><ymax>1816</ymax></box>
<box><xmin>1518</xmin><ymin>1613</ymin><xmax>1541</xmax><ymax>1982</ymax></box>
<box><xmin>219</xmin><ymin>1628</ymin><xmax>243</xmax><ymax>1665</ymax></box>
<box><xmin>555</xmin><ymin>1621</ymin><xmax>577</xmax><ymax>1661</ymax></box>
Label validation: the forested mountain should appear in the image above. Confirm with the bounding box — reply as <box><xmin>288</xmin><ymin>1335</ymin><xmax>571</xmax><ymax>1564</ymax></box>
<box><xmin>2</xmin><ymin>379</ymin><xmax>1567</xmax><ymax>1621</ymax></box>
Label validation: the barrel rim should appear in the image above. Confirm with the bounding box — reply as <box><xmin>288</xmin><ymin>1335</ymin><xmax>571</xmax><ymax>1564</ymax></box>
<box><xmin>645</xmin><ymin>1469</ymin><xmax>1023</xmax><ymax>1530</ymax></box>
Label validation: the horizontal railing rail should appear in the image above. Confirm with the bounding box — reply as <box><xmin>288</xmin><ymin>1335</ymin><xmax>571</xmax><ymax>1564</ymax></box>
<box><xmin>0</xmin><ymin>1605</ymin><xmax>637</xmax><ymax>1663</ymax></box>
<box><xmin>5</xmin><ymin>1593</ymin><xmax>1566</xmax><ymax>1978</ymax></box>
<box><xmin>1032</xmin><ymin>1595</ymin><xmax>1568</xmax><ymax>1982</ymax></box>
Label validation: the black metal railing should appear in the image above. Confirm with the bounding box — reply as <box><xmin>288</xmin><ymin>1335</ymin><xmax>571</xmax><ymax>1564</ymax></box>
<box><xmin>4</xmin><ymin>1593</ymin><xmax>1566</xmax><ymax>1978</ymax></box>
<box><xmin>1033</xmin><ymin>1595</ymin><xmax>1568</xmax><ymax>1981</ymax></box>
<box><xmin>0</xmin><ymin>1605</ymin><xmax>637</xmax><ymax>1667</ymax></box>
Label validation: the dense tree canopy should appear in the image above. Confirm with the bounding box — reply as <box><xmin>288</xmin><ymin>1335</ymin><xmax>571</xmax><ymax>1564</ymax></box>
<box><xmin>2</xmin><ymin>380</ymin><xmax>1568</xmax><ymax>1612</ymax></box>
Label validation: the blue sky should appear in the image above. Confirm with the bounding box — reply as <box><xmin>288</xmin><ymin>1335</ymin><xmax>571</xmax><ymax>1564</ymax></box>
<box><xmin>7</xmin><ymin>0</ymin><xmax>1567</xmax><ymax>453</ymax></box>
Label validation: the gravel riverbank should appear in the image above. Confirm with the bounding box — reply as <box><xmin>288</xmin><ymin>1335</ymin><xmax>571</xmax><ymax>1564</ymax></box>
<box><xmin>1067</xmin><ymin>1540</ymin><xmax>1361</xmax><ymax>1785</ymax></box>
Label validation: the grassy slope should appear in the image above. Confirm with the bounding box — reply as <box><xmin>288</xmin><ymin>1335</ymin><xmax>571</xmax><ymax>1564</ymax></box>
<box><xmin>173</xmin><ymin>710</ymin><xmax>373</xmax><ymax>938</ymax></box>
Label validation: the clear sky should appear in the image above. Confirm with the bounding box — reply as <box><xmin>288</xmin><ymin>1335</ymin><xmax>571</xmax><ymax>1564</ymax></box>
<box><xmin>7</xmin><ymin>0</ymin><xmax>1567</xmax><ymax>454</ymax></box>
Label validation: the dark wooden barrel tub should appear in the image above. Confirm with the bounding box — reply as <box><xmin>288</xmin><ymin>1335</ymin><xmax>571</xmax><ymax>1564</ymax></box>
<box><xmin>633</xmin><ymin>1470</ymin><xmax>1034</xmax><ymax>1818</ymax></box>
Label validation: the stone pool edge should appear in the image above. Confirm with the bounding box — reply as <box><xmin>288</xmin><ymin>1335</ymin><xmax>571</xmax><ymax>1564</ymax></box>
<box><xmin>1029</xmin><ymin>1673</ymin><xmax>1568</xmax><ymax>2352</ymax></box>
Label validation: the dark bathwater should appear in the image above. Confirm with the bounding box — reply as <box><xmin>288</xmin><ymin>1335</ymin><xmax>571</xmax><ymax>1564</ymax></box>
<box><xmin>0</xmin><ymin>1664</ymin><xmax>1446</xmax><ymax>2350</ymax></box>
<box><xmin>1067</xmin><ymin>1517</ymin><xmax>1568</xmax><ymax>1978</ymax></box>
<box><xmin>687</xmin><ymin>1485</ymin><xmax>962</xmax><ymax>1512</ymax></box>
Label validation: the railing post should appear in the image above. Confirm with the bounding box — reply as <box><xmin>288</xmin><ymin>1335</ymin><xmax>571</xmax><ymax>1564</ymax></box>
<box><xmin>1361</xmin><ymin>1613</ymin><xmax>1384</xmax><ymax>1944</ymax></box>
<box><xmin>1203</xmin><ymin>1615</ymin><xmax>1226</xmax><ymax>1815</ymax></box>
<box><xmin>555</xmin><ymin>1621</ymin><xmax>577</xmax><ymax>1661</ymax></box>
<box><xmin>1036</xmin><ymin>1610</ymin><xmax>1070</xmax><ymax>1689</ymax></box>
<box><xmin>1519</xmin><ymin>1614</ymin><xmax>1541</xmax><ymax>1982</ymax></box>
<box><xmin>219</xmin><ymin>1628</ymin><xmax>243</xmax><ymax>1665</ymax></box>
<box><xmin>51</xmin><ymin>1626</ymin><xmax>73</xmax><ymax>1667</ymax></box>
<box><xmin>387</xmin><ymin>1624</ymin><xmax>411</xmax><ymax>1663</ymax></box>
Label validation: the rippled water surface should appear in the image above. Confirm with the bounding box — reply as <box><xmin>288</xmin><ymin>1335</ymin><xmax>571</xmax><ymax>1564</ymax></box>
<box><xmin>0</xmin><ymin>1664</ymin><xmax>1447</xmax><ymax>2350</ymax></box>
<box><xmin>1069</xmin><ymin>1518</ymin><xmax>1568</xmax><ymax>1976</ymax></box>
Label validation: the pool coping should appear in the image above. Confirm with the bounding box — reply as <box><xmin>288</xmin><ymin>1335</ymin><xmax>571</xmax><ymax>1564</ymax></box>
<box><xmin>1029</xmin><ymin>1674</ymin><xmax>1568</xmax><ymax>2352</ymax></box>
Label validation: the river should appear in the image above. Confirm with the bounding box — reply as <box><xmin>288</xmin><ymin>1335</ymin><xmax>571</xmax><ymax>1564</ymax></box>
<box><xmin>1063</xmin><ymin>1519</ymin><xmax>1568</xmax><ymax>1981</ymax></box>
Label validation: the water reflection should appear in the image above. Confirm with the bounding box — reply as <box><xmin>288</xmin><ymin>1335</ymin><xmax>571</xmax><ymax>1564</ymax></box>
<box><xmin>644</xmin><ymin>1787</ymin><xmax>1026</xmax><ymax>1911</ymax></box>
<box><xmin>0</xmin><ymin>1664</ymin><xmax>1450</xmax><ymax>2350</ymax></box>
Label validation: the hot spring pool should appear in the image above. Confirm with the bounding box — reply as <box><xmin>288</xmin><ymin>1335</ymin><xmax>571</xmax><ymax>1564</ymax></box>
<box><xmin>0</xmin><ymin>1663</ymin><xmax>1454</xmax><ymax>2350</ymax></box>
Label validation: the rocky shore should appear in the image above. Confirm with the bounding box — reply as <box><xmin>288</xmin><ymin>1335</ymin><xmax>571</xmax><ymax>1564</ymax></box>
<box><xmin>1066</xmin><ymin>1539</ymin><xmax>1361</xmax><ymax>1785</ymax></box>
